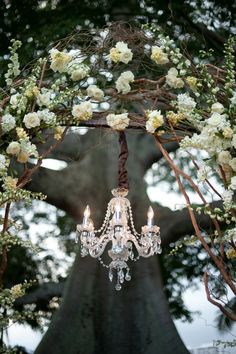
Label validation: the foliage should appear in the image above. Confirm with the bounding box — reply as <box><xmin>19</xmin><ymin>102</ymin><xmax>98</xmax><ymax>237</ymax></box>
<box><xmin>0</xmin><ymin>0</ymin><xmax>235</xmax><ymax>72</ymax></box>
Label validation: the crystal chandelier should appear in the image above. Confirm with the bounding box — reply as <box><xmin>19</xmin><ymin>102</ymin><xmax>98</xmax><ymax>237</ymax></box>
<box><xmin>76</xmin><ymin>132</ymin><xmax>162</xmax><ymax>290</ymax></box>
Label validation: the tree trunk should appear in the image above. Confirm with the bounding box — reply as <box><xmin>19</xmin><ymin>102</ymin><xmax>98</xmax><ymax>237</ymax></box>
<box><xmin>30</xmin><ymin>130</ymin><xmax>189</xmax><ymax>354</ymax></box>
<box><xmin>35</xmin><ymin>254</ymin><xmax>189</xmax><ymax>354</ymax></box>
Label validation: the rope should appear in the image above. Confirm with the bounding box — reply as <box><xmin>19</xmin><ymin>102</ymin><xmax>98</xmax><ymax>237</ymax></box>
<box><xmin>118</xmin><ymin>131</ymin><xmax>129</xmax><ymax>190</ymax></box>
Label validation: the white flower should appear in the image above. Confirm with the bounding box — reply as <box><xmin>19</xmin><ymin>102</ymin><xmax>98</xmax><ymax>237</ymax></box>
<box><xmin>119</xmin><ymin>71</ymin><xmax>134</xmax><ymax>82</ymax></box>
<box><xmin>177</xmin><ymin>94</ymin><xmax>196</xmax><ymax>112</ymax></box>
<box><xmin>115</xmin><ymin>42</ymin><xmax>129</xmax><ymax>52</ymax></box>
<box><xmin>23</xmin><ymin>112</ymin><xmax>40</xmax><ymax>129</ymax></box>
<box><xmin>120</xmin><ymin>51</ymin><xmax>133</xmax><ymax>64</ymax></box>
<box><xmin>167</xmin><ymin>67</ymin><xmax>177</xmax><ymax>76</ymax></box>
<box><xmin>166</xmin><ymin>67</ymin><xmax>184</xmax><ymax>88</ymax></box>
<box><xmin>185</xmin><ymin>59</ymin><xmax>191</xmax><ymax>67</ymax></box>
<box><xmin>151</xmin><ymin>46</ymin><xmax>169</xmax><ymax>65</ymax></box>
<box><xmin>72</xmin><ymin>101</ymin><xmax>93</xmax><ymax>121</ymax></box>
<box><xmin>232</xmin><ymin>134</ymin><xmax>236</xmax><ymax>149</ymax></box>
<box><xmin>146</xmin><ymin>120</ymin><xmax>156</xmax><ymax>134</ymax></box>
<box><xmin>207</xmin><ymin>112</ymin><xmax>226</xmax><ymax>128</ymax></box>
<box><xmin>229</xmin><ymin>158</ymin><xmax>236</xmax><ymax>172</ymax></box>
<box><xmin>37</xmin><ymin>89</ymin><xmax>51</xmax><ymax>107</ymax></box>
<box><xmin>109</xmin><ymin>48</ymin><xmax>120</xmax><ymax>63</ymax></box>
<box><xmin>230</xmin><ymin>176</ymin><xmax>236</xmax><ymax>190</ymax></box>
<box><xmin>37</xmin><ymin>109</ymin><xmax>57</xmax><ymax>125</ymax></box>
<box><xmin>223</xmin><ymin>127</ymin><xmax>234</xmax><ymax>139</ymax></box>
<box><xmin>116</xmin><ymin>42</ymin><xmax>133</xmax><ymax>64</ymax></box>
<box><xmin>109</xmin><ymin>42</ymin><xmax>133</xmax><ymax>64</ymax></box>
<box><xmin>115</xmin><ymin>80</ymin><xmax>129</xmax><ymax>94</ymax></box>
<box><xmin>106</xmin><ymin>113</ymin><xmax>129</xmax><ymax>131</ymax></box>
<box><xmin>68</xmin><ymin>62</ymin><xmax>90</xmax><ymax>81</ymax></box>
<box><xmin>211</xmin><ymin>102</ymin><xmax>224</xmax><ymax>113</ymax></box>
<box><xmin>0</xmin><ymin>154</ymin><xmax>6</xmax><ymax>170</ymax></box>
<box><xmin>230</xmin><ymin>91</ymin><xmax>236</xmax><ymax>106</ymax></box>
<box><xmin>86</xmin><ymin>85</ymin><xmax>104</xmax><ymax>102</ymax></box>
<box><xmin>10</xmin><ymin>284</ymin><xmax>24</xmax><ymax>298</ymax></box>
<box><xmin>17</xmin><ymin>151</ymin><xmax>29</xmax><ymax>163</ymax></box>
<box><xmin>49</xmin><ymin>48</ymin><xmax>72</xmax><ymax>73</ymax></box>
<box><xmin>20</xmin><ymin>140</ymin><xmax>38</xmax><ymax>158</ymax></box>
<box><xmin>179</xmin><ymin>69</ymin><xmax>186</xmax><ymax>76</ymax></box>
<box><xmin>222</xmin><ymin>189</ymin><xmax>233</xmax><ymax>206</ymax></box>
<box><xmin>180</xmin><ymin>126</ymin><xmax>232</xmax><ymax>155</ymax></box>
<box><xmin>217</xmin><ymin>150</ymin><xmax>232</xmax><ymax>165</ymax></box>
<box><xmin>1</xmin><ymin>114</ymin><xmax>16</xmax><ymax>132</ymax></box>
<box><xmin>146</xmin><ymin>110</ymin><xmax>164</xmax><ymax>133</ymax></box>
<box><xmin>197</xmin><ymin>165</ymin><xmax>211</xmax><ymax>181</ymax></box>
<box><xmin>10</xmin><ymin>93</ymin><xmax>20</xmax><ymax>108</ymax></box>
<box><xmin>6</xmin><ymin>141</ymin><xmax>21</xmax><ymax>156</ymax></box>
<box><xmin>9</xmin><ymin>93</ymin><xmax>27</xmax><ymax>114</ymax></box>
<box><xmin>115</xmin><ymin>71</ymin><xmax>134</xmax><ymax>94</ymax></box>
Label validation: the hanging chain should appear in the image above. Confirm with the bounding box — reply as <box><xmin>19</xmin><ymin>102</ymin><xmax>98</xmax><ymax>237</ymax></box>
<box><xmin>118</xmin><ymin>131</ymin><xmax>129</xmax><ymax>190</ymax></box>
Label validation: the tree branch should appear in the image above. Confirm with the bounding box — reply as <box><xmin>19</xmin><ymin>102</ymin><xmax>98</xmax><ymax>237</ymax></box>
<box><xmin>15</xmin><ymin>282</ymin><xmax>65</xmax><ymax>307</ymax></box>
<box><xmin>204</xmin><ymin>272</ymin><xmax>236</xmax><ymax>321</ymax></box>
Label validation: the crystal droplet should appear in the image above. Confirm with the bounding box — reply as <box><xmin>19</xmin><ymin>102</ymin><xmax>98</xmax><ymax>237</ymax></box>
<box><xmin>109</xmin><ymin>269</ymin><xmax>113</xmax><ymax>282</ymax></box>
<box><xmin>119</xmin><ymin>270</ymin><xmax>124</xmax><ymax>283</ymax></box>
<box><xmin>125</xmin><ymin>274</ymin><xmax>131</xmax><ymax>281</ymax></box>
<box><xmin>115</xmin><ymin>283</ymin><xmax>122</xmax><ymax>291</ymax></box>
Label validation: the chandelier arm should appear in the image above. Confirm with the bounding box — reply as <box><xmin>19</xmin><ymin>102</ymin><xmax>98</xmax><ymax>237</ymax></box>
<box><xmin>87</xmin><ymin>235</ymin><xmax>110</xmax><ymax>257</ymax></box>
<box><xmin>118</xmin><ymin>131</ymin><xmax>129</xmax><ymax>190</ymax></box>
<box><xmin>128</xmin><ymin>234</ymin><xmax>156</xmax><ymax>258</ymax></box>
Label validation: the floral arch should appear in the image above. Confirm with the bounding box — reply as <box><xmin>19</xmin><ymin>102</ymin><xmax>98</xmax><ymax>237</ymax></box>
<box><xmin>0</xmin><ymin>23</ymin><xmax>235</xmax><ymax>346</ymax></box>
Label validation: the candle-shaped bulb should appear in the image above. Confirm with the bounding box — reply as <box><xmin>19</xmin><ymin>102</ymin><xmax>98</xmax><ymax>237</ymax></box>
<box><xmin>84</xmin><ymin>205</ymin><xmax>90</xmax><ymax>218</ymax></box>
<box><xmin>83</xmin><ymin>205</ymin><xmax>90</xmax><ymax>226</ymax></box>
<box><xmin>115</xmin><ymin>200</ymin><xmax>121</xmax><ymax>222</ymax></box>
<box><xmin>88</xmin><ymin>219</ymin><xmax>94</xmax><ymax>230</ymax></box>
<box><xmin>147</xmin><ymin>206</ymin><xmax>154</xmax><ymax>226</ymax></box>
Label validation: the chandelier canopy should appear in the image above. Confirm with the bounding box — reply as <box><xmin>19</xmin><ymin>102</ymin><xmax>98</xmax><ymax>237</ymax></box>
<box><xmin>76</xmin><ymin>132</ymin><xmax>161</xmax><ymax>290</ymax></box>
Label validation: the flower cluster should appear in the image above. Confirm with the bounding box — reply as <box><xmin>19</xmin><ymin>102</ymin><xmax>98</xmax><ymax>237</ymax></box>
<box><xmin>109</xmin><ymin>42</ymin><xmax>133</xmax><ymax>64</ymax></box>
<box><xmin>4</xmin><ymin>40</ymin><xmax>22</xmax><ymax>86</ymax></box>
<box><xmin>181</xmin><ymin>97</ymin><xmax>236</xmax><ymax>192</ymax></box>
<box><xmin>145</xmin><ymin>110</ymin><xmax>164</xmax><ymax>134</ymax></box>
<box><xmin>49</xmin><ymin>48</ymin><xmax>72</xmax><ymax>73</ymax></box>
<box><xmin>86</xmin><ymin>85</ymin><xmax>104</xmax><ymax>102</ymax></box>
<box><xmin>106</xmin><ymin>113</ymin><xmax>129</xmax><ymax>130</ymax></box>
<box><xmin>72</xmin><ymin>101</ymin><xmax>93</xmax><ymax>121</ymax></box>
<box><xmin>151</xmin><ymin>46</ymin><xmax>169</xmax><ymax>65</ymax></box>
<box><xmin>166</xmin><ymin>68</ymin><xmax>184</xmax><ymax>88</ymax></box>
<box><xmin>67</xmin><ymin>62</ymin><xmax>90</xmax><ymax>81</ymax></box>
<box><xmin>116</xmin><ymin>71</ymin><xmax>134</xmax><ymax>94</ymax></box>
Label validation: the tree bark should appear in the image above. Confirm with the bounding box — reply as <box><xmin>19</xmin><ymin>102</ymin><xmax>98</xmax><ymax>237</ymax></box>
<box><xmin>35</xmin><ymin>254</ymin><xmax>189</xmax><ymax>354</ymax></box>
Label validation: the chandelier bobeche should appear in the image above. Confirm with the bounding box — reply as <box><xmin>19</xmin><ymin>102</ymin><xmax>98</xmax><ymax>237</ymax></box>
<box><xmin>76</xmin><ymin>132</ymin><xmax>162</xmax><ymax>290</ymax></box>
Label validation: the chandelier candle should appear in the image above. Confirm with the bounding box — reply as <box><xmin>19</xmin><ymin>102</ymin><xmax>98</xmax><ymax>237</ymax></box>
<box><xmin>147</xmin><ymin>206</ymin><xmax>154</xmax><ymax>226</ymax></box>
<box><xmin>82</xmin><ymin>205</ymin><xmax>90</xmax><ymax>226</ymax></box>
<box><xmin>76</xmin><ymin>132</ymin><xmax>162</xmax><ymax>290</ymax></box>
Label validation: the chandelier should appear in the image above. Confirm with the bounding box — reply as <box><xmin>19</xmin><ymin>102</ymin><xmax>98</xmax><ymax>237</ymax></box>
<box><xmin>76</xmin><ymin>132</ymin><xmax>162</xmax><ymax>290</ymax></box>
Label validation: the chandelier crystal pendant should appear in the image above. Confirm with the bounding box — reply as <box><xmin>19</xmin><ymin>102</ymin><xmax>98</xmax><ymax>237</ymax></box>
<box><xmin>76</xmin><ymin>132</ymin><xmax>162</xmax><ymax>290</ymax></box>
